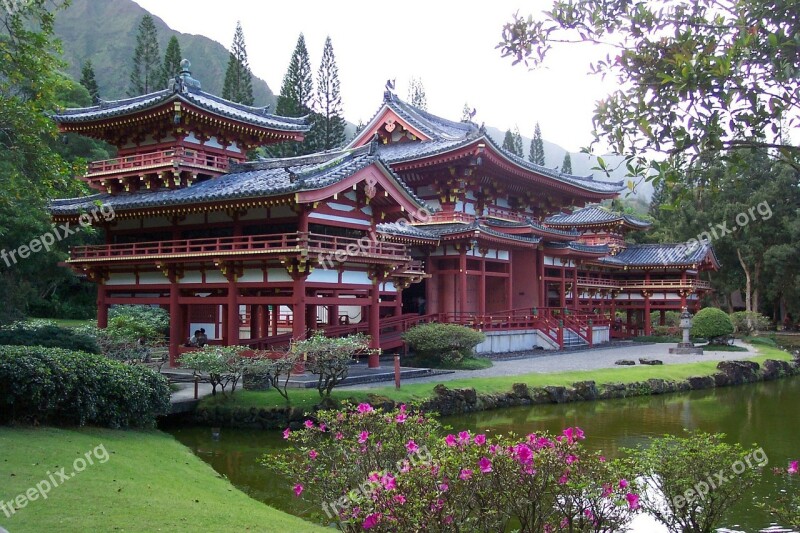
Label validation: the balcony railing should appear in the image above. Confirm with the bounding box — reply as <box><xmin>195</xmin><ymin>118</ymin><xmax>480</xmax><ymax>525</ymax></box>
<box><xmin>576</xmin><ymin>277</ymin><xmax>711</xmax><ymax>290</ymax></box>
<box><xmin>68</xmin><ymin>232</ymin><xmax>410</xmax><ymax>263</ymax></box>
<box><xmin>86</xmin><ymin>147</ymin><xmax>230</xmax><ymax>177</ymax></box>
<box><xmin>484</xmin><ymin>206</ymin><xmax>528</xmax><ymax>222</ymax></box>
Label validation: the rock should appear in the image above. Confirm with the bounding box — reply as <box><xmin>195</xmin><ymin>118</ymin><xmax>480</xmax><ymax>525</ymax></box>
<box><xmin>599</xmin><ymin>382</ymin><xmax>627</xmax><ymax>399</ymax></box>
<box><xmin>544</xmin><ymin>386</ymin><xmax>569</xmax><ymax>403</ymax></box>
<box><xmin>615</xmin><ymin>359</ymin><xmax>636</xmax><ymax>366</ymax></box>
<box><xmin>573</xmin><ymin>380</ymin><xmax>598</xmax><ymax>401</ymax></box>
<box><xmin>459</xmin><ymin>388</ymin><xmax>478</xmax><ymax>405</ymax></box>
<box><xmin>511</xmin><ymin>382</ymin><xmax>531</xmax><ymax>399</ymax></box>
<box><xmin>639</xmin><ymin>358</ymin><xmax>663</xmax><ymax>365</ymax></box>
<box><xmin>646</xmin><ymin>378</ymin><xmax>670</xmax><ymax>394</ymax></box>
<box><xmin>686</xmin><ymin>376</ymin><xmax>716</xmax><ymax>390</ymax></box>
<box><xmin>366</xmin><ymin>394</ymin><xmax>396</xmax><ymax>411</ymax></box>
<box><xmin>716</xmin><ymin>360</ymin><xmax>760</xmax><ymax>384</ymax></box>
<box><xmin>762</xmin><ymin>359</ymin><xmax>793</xmax><ymax>380</ymax></box>
<box><xmin>242</xmin><ymin>370</ymin><xmax>271</xmax><ymax>391</ymax></box>
<box><xmin>530</xmin><ymin>387</ymin><xmax>551</xmax><ymax>404</ymax></box>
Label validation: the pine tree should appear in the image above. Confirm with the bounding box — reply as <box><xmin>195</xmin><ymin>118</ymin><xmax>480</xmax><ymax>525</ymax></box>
<box><xmin>502</xmin><ymin>129</ymin><xmax>516</xmax><ymax>154</ymax></box>
<box><xmin>529</xmin><ymin>122</ymin><xmax>545</xmax><ymax>165</ymax></box>
<box><xmin>408</xmin><ymin>77</ymin><xmax>427</xmax><ymax>110</ymax></box>
<box><xmin>162</xmin><ymin>36</ymin><xmax>182</xmax><ymax>84</ymax></box>
<box><xmin>513</xmin><ymin>126</ymin><xmax>524</xmax><ymax>158</ymax></box>
<box><xmin>275</xmin><ymin>33</ymin><xmax>314</xmax><ymax>155</ymax></box>
<box><xmin>79</xmin><ymin>60</ymin><xmax>100</xmax><ymax>102</ymax></box>
<box><xmin>128</xmin><ymin>14</ymin><xmax>163</xmax><ymax>96</ymax></box>
<box><xmin>352</xmin><ymin>119</ymin><xmax>365</xmax><ymax>141</ymax></box>
<box><xmin>561</xmin><ymin>152</ymin><xmax>573</xmax><ymax>174</ymax></box>
<box><xmin>314</xmin><ymin>36</ymin><xmax>346</xmax><ymax>151</ymax></box>
<box><xmin>222</xmin><ymin>21</ymin><xmax>254</xmax><ymax>105</ymax></box>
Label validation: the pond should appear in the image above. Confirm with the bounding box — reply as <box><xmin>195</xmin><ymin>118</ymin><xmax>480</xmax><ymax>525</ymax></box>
<box><xmin>168</xmin><ymin>375</ymin><xmax>800</xmax><ymax>531</ymax></box>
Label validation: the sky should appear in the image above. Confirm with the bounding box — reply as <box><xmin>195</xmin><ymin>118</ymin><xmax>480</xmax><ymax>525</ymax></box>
<box><xmin>132</xmin><ymin>0</ymin><xmax>617</xmax><ymax>153</ymax></box>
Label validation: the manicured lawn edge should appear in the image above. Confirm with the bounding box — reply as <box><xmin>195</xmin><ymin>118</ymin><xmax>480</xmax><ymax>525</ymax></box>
<box><xmin>192</xmin><ymin>345</ymin><xmax>799</xmax><ymax>429</ymax></box>
<box><xmin>0</xmin><ymin>427</ymin><xmax>324</xmax><ymax>532</ymax></box>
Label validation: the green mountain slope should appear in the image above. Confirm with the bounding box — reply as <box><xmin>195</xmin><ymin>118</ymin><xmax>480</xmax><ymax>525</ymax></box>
<box><xmin>53</xmin><ymin>0</ymin><xmax>274</xmax><ymax>106</ymax></box>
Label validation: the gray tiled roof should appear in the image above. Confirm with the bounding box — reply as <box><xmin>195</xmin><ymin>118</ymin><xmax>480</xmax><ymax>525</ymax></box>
<box><xmin>601</xmin><ymin>243</ymin><xmax>719</xmax><ymax>267</ymax></box>
<box><xmin>544</xmin><ymin>242</ymin><xmax>611</xmax><ymax>254</ymax></box>
<box><xmin>50</xmin><ymin>146</ymin><xmax>428</xmax><ymax>215</ymax></box>
<box><xmin>52</xmin><ymin>88</ymin><xmax>309</xmax><ymax>132</ymax></box>
<box><xmin>376</xmin><ymin>222</ymin><xmax>440</xmax><ymax>241</ymax></box>
<box><xmin>545</xmin><ymin>206</ymin><xmax>651</xmax><ymax>228</ymax></box>
<box><xmin>378</xmin><ymin>92</ymin><xmax>478</xmax><ymax>141</ymax></box>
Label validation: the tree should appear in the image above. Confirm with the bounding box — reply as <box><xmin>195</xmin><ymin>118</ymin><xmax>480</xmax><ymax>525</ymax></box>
<box><xmin>407</xmin><ymin>77</ymin><xmax>427</xmax><ymax>110</ymax></box>
<box><xmin>499</xmin><ymin>0</ymin><xmax>800</xmax><ymax>192</ymax></box>
<box><xmin>292</xmin><ymin>332</ymin><xmax>375</xmax><ymax>398</ymax></box>
<box><xmin>128</xmin><ymin>14</ymin><xmax>163</xmax><ymax>96</ymax></box>
<box><xmin>275</xmin><ymin>33</ymin><xmax>314</xmax><ymax>156</ymax></box>
<box><xmin>561</xmin><ymin>152</ymin><xmax>572</xmax><ymax>174</ymax></box>
<box><xmin>512</xmin><ymin>125</ymin><xmax>524</xmax><ymax>159</ymax></box>
<box><xmin>528</xmin><ymin>122</ymin><xmax>545</xmax><ymax>165</ymax></box>
<box><xmin>162</xmin><ymin>35</ymin><xmax>182</xmax><ymax>84</ymax></box>
<box><xmin>314</xmin><ymin>36</ymin><xmax>346</xmax><ymax>151</ymax></box>
<box><xmin>79</xmin><ymin>60</ymin><xmax>99</xmax><ymax>101</ymax></box>
<box><xmin>502</xmin><ymin>129</ymin><xmax>516</xmax><ymax>155</ymax></box>
<box><xmin>222</xmin><ymin>21</ymin><xmax>254</xmax><ymax>106</ymax></box>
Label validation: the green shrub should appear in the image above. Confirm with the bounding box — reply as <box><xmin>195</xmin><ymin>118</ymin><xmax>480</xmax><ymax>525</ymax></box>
<box><xmin>730</xmin><ymin>311</ymin><xmax>772</xmax><ymax>335</ymax></box>
<box><xmin>403</xmin><ymin>323</ymin><xmax>485</xmax><ymax>364</ymax></box>
<box><xmin>650</xmin><ymin>311</ymin><xmax>681</xmax><ymax>328</ymax></box>
<box><xmin>651</xmin><ymin>325</ymin><xmax>679</xmax><ymax>337</ymax></box>
<box><xmin>0</xmin><ymin>345</ymin><xmax>170</xmax><ymax>428</ymax></box>
<box><xmin>107</xmin><ymin>305</ymin><xmax>169</xmax><ymax>340</ymax></box>
<box><xmin>0</xmin><ymin>321</ymin><xmax>99</xmax><ymax>353</ymax></box>
<box><xmin>691</xmin><ymin>307</ymin><xmax>734</xmax><ymax>343</ymax></box>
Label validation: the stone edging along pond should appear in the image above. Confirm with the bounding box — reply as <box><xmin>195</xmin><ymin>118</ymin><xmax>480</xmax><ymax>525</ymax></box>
<box><xmin>189</xmin><ymin>357</ymin><xmax>800</xmax><ymax>430</ymax></box>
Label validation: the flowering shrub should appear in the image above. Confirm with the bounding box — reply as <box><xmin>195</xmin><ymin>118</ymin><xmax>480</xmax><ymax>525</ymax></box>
<box><xmin>762</xmin><ymin>459</ymin><xmax>800</xmax><ymax>527</ymax></box>
<box><xmin>271</xmin><ymin>405</ymin><xmax>636</xmax><ymax>531</ymax></box>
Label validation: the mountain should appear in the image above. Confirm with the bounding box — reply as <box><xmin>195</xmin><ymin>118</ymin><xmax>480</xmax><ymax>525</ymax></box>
<box><xmin>53</xmin><ymin>0</ymin><xmax>275</xmax><ymax>106</ymax></box>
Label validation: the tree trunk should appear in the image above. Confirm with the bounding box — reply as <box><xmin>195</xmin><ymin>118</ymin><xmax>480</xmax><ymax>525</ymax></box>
<box><xmin>736</xmin><ymin>249</ymin><xmax>752</xmax><ymax>313</ymax></box>
<box><xmin>753</xmin><ymin>260</ymin><xmax>762</xmax><ymax>313</ymax></box>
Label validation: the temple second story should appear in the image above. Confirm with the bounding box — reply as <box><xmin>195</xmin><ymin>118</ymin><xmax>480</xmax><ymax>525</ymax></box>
<box><xmin>52</xmin><ymin>60</ymin><xmax>309</xmax><ymax>194</ymax></box>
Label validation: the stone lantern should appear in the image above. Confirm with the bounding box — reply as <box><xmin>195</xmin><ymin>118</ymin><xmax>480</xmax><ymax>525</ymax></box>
<box><xmin>670</xmin><ymin>307</ymin><xmax>704</xmax><ymax>355</ymax></box>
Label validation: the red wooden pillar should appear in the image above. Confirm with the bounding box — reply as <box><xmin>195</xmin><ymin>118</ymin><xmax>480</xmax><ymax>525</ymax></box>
<box><xmin>254</xmin><ymin>304</ymin><xmax>267</xmax><ymax>339</ymax></box>
<box><xmin>559</xmin><ymin>264</ymin><xmax>566</xmax><ymax>309</ymax></box>
<box><xmin>680</xmin><ymin>270</ymin><xmax>688</xmax><ymax>308</ymax></box>
<box><xmin>169</xmin><ymin>281</ymin><xmax>181</xmax><ymax>366</ymax></box>
<box><xmin>478</xmin><ymin>255</ymin><xmax>486</xmax><ymax>316</ymax></box>
<box><xmin>395</xmin><ymin>287</ymin><xmax>403</xmax><ymax>317</ymax></box>
<box><xmin>572</xmin><ymin>264</ymin><xmax>579</xmax><ymax>310</ymax></box>
<box><xmin>271</xmin><ymin>304</ymin><xmax>279</xmax><ymax>336</ymax></box>
<box><xmin>506</xmin><ymin>250</ymin><xmax>513</xmax><ymax>313</ymax></box>
<box><xmin>226</xmin><ymin>278</ymin><xmax>239</xmax><ymax>345</ymax></box>
<box><xmin>97</xmin><ymin>284</ymin><xmax>108</xmax><ymax>329</ymax></box>
<box><xmin>292</xmin><ymin>274</ymin><xmax>307</xmax><ymax>340</ymax></box>
<box><xmin>659</xmin><ymin>310</ymin><xmax>666</xmax><ymax>326</ymax></box>
<box><xmin>369</xmin><ymin>279</ymin><xmax>381</xmax><ymax>368</ymax></box>
<box><xmin>644</xmin><ymin>272</ymin><xmax>652</xmax><ymax>336</ymax></box>
<box><xmin>537</xmin><ymin>252</ymin><xmax>546</xmax><ymax>308</ymax></box>
<box><xmin>459</xmin><ymin>246</ymin><xmax>468</xmax><ymax>317</ymax></box>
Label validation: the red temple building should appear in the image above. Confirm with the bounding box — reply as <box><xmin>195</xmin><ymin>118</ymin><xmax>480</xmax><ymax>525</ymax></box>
<box><xmin>50</xmin><ymin>61</ymin><xmax>719</xmax><ymax>367</ymax></box>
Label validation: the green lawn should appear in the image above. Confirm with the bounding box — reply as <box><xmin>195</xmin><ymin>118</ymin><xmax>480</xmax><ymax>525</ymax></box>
<box><xmin>0</xmin><ymin>427</ymin><xmax>324</xmax><ymax>532</ymax></box>
<box><xmin>29</xmin><ymin>318</ymin><xmax>95</xmax><ymax>329</ymax></box>
<box><xmin>201</xmin><ymin>345</ymin><xmax>794</xmax><ymax>412</ymax></box>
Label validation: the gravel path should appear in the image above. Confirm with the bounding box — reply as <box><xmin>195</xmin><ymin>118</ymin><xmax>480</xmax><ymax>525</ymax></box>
<box><xmin>337</xmin><ymin>341</ymin><xmax>757</xmax><ymax>390</ymax></box>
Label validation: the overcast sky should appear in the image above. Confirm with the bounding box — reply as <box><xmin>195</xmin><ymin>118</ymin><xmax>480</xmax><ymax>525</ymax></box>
<box><xmin>133</xmin><ymin>0</ymin><xmax>616</xmax><ymax>153</ymax></box>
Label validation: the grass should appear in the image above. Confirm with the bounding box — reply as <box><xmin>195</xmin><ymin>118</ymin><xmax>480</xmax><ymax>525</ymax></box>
<box><xmin>0</xmin><ymin>427</ymin><xmax>324</xmax><ymax>532</ymax></box>
<box><xmin>699</xmin><ymin>344</ymin><xmax>749</xmax><ymax>352</ymax></box>
<box><xmin>200</xmin><ymin>345</ymin><xmax>794</xmax><ymax>412</ymax></box>
<box><xmin>27</xmin><ymin>318</ymin><xmax>95</xmax><ymax>329</ymax></box>
<box><xmin>407</xmin><ymin>355</ymin><xmax>494</xmax><ymax>370</ymax></box>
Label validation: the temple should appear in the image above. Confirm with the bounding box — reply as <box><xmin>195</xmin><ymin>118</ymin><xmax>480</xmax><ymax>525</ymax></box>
<box><xmin>50</xmin><ymin>61</ymin><xmax>719</xmax><ymax>366</ymax></box>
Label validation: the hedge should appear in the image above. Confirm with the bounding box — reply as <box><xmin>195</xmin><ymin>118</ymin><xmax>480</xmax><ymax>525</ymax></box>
<box><xmin>0</xmin><ymin>345</ymin><xmax>170</xmax><ymax>428</ymax></box>
<box><xmin>691</xmin><ymin>307</ymin><xmax>734</xmax><ymax>342</ymax></box>
<box><xmin>403</xmin><ymin>323</ymin><xmax>486</xmax><ymax>364</ymax></box>
<box><xmin>0</xmin><ymin>322</ymin><xmax>100</xmax><ymax>353</ymax></box>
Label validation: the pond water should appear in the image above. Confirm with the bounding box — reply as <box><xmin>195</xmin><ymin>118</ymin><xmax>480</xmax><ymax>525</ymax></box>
<box><xmin>168</xmin><ymin>375</ymin><xmax>800</xmax><ymax>531</ymax></box>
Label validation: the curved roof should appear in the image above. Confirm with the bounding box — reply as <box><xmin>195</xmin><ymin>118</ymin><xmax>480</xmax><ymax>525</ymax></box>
<box><xmin>545</xmin><ymin>205</ymin><xmax>651</xmax><ymax>229</ymax></box>
<box><xmin>599</xmin><ymin>243</ymin><xmax>720</xmax><ymax>268</ymax></box>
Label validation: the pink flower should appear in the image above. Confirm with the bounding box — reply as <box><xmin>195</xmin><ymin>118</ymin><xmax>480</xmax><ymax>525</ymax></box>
<box><xmin>358</xmin><ymin>431</ymin><xmax>369</xmax><ymax>444</ymax></box>
<box><xmin>381</xmin><ymin>473</ymin><xmax>396</xmax><ymax>490</ymax></box>
<box><xmin>788</xmin><ymin>461</ymin><xmax>799</xmax><ymax>475</ymax></box>
<box><xmin>599</xmin><ymin>455</ymin><xmax>606</xmax><ymax>463</ymax></box>
<box><xmin>318</xmin><ymin>423</ymin><xmax>326</xmax><ymax>432</ymax></box>
<box><xmin>395</xmin><ymin>413</ymin><xmax>408</xmax><ymax>423</ymax></box>
<box><xmin>574</xmin><ymin>427</ymin><xmax>585</xmax><ymax>440</ymax></box>
<box><xmin>406</xmin><ymin>439</ymin><xmax>419</xmax><ymax>453</ymax></box>
<box><xmin>399</xmin><ymin>404</ymin><xmax>407</xmax><ymax>412</ymax></box>
<box><xmin>459</xmin><ymin>468</ymin><xmax>473</xmax><ymax>480</ymax></box>
<box><xmin>335</xmin><ymin>432</ymin><xmax>343</xmax><ymax>440</ymax></box>
<box><xmin>362</xmin><ymin>513</ymin><xmax>380</xmax><ymax>529</ymax></box>
<box><xmin>293</xmin><ymin>484</ymin><xmax>303</xmax><ymax>497</ymax></box>
<box><xmin>479</xmin><ymin>457</ymin><xmax>493</xmax><ymax>473</ymax></box>
<box><xmin>619</xmin><ymin>478</ymin><xmax>629</xmax><ymax>489</ymax></box>
<box><xmin>282</xmin><ymin>428</ymin><xmax>291</xmax><ymax>439</ymax></box>
<box><xmin>489</xmin><ymin>444</ymin><xmax>500</xmax><ymax>454</ymax></box>
<box><xmin>626</xmin><ymin>492</ymin><xmax>640</xmax><ymax>510</ymax></box>
<box><xmin>601</xmin><ymin>483</ymin><xmax>613</xmax><ymax>498</ymax></box>
<box><xmin>439</xmin><ymin>481</ymin><xmax>449</xmax><ymax>492</ymax></box>
<box><xmin>444</xmin><ymin>434</ymin><xmax>457</xmax><ymax>447</ymax></box>
<box><xmin>357</xmin><ymin>403</ymin><xmax>374</xmax><ymax>413</ymax></box>
<box><xmin>308</xmin><ymin>449</ymin><xmax>318</xmax><ymax>460</ymax></box>
<box><xmin>393</xmin><ymin>494</ymin><xmax>406</xmax><ymax>504</ymax></box>
<box><xmin>304</xmin><ymin>420</ymin><xmax>314</xmax><ymax>429</ymax></box>
<box><xmin>515</xmin><ymin>443</ymin><xmax>534</xmax><ymax>465</ymax></box>
<box><xmin>566</xmin><ymin>454</ymin><xmax>578</xmax><ymax>465</ymax></box>
<box><xmin>458</xmin><ymin>430</ymin><xmax>471</xmax><ymax>444</ymax></box>
<box><xmin>474</xmin><ymin>434</ymin><xmax>486</xmax><ymax>445</ymax></box>
<box><xmin>444</xmin><ymin>515</ymin><xmax>453</xmax><ymax>524</ymax></box>
<box><xmin>558</xmin><ymin>473</ymin><xmax>569</xmax><ymax>484</ymax></box>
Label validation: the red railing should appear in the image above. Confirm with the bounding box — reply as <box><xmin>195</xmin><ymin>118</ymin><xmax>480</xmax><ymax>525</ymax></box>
<box><xmin>485</xmin><ymin>206</ymin><xmax>527</xmax><ymax>222</ymax></box>
<box><xmin>87</xmin><ymin>147</ymin><xmax>230</xmax><ymax>176</ymax></box>
<box><xmin>427</xmin><ymin>211</ymin><xmax>476</xmax><ymax>224</ymax></box>
<box><xmin>577</xmin><ymin>277</ymin><xmax>712</xmax><ymax>291</ymax></box>
<box><xmin>69</xmin><ymin>232</ymin><xmax>410</xmax><ymax>263</ymax></box>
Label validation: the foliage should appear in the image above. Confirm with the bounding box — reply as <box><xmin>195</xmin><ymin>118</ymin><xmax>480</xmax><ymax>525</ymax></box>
<box><xmin>247</xmin><ymin>349</ymin><xmax>300</xmax><ymax>402</ymax></box>
<box><xmin>222</xmin><ymin>21</ymin><xmax>254</xmax><ymax>106</ymax></box>
<box><xmin>652</xmin><ymin>311</ymin><xmax>682</xmax><ymax>328</ymax></box>
<box><xmin>179</xmin><ymin>345</ymin><xmax>271</xmax><ymax>396</ymax></box>
<box><xmin>162</xmin><ymin>35</ymin><xmax>182</xmax><ymax>82</ymax></box>
<box><xmin>403</xmin><ymin>323</ymin><xmax>486</xmax><ymax>364</ymax></box>
<box><xmin>128</xmin><ymin>14</ymin><xmax>163</xmax><ymax>95</ymax></box>
<box><xmin>625</xmin><ymin>432</ymin><xmax>764</xmax><ymax>533</ymax></box>
<box><xmin>730</xmin><ymin>311</ymin><xmax>772</xmax><ymax>335</ymax></box>
<box><xmin>273</xmin><ymin>405</ymin><xmax>636</xmax><ymax>531</ymax></box>
<box><xmin>561</xmin><ymin>152</ymin><xmax>572</xmax><ymax>174</ymax></box>
<box><xmin>529</xmin><ymin>121</ymin><xmax>545</xmax><ymax>165</ymax></box>
<box><xmin>107</xmin><ymin>305</ymin><xmax>169</xmax><ymax>341</ymax></box>
<box><xmin>0</xmin><ymin>345</ymin><xmax>170</xmax><ymax>428</ymax></box>
<box><xmin>502</xmin><ymin>128</ymin><xmax>517</xmax><ymax>156</ymax></box>
<box><xmin>498</xmin><ymin>0</ymin><xmax>800</xmax><ymax>191</ymax></box>
<box><xmin>292</xmin><ymin>332</ymin><xmax>375</xmax><ymax>398</ymax></box>
<box><xmin>79</xmin><ymin>59</ymin><xmax>99</xmax><ymax>100</ymax></box>
<box><xmin>691</xmin><ymin>307</ymin><xmax>734</xmax><ymax>343</ymax></box>
<box><xmin>407</xmin><ymin>76</ymin><xmax>427</xmax><ymax>110</ymax></box>
<box><xmin>760</xmin><ymin>460</ymin><xmax>800</xmax><ymax>528</ymax></box>
<box><xmin>274</xmin><ymin>33</ymin><xmax>314</xmax><ymax>157</ymax></box>
<box><xmin>314</xmin><ymin>36</ymin><xmax>346</xmax><ymax>151</ymax></box>
<box><xmin>0</xmin><ymin>320</ymin><xmax>99</xmax><ymax>353</ymax></box>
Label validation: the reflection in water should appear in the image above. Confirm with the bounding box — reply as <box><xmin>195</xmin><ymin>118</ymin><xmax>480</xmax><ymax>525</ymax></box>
<box><xmin>168</xmin><ymin>376</ymin><xmax>800</xmax><ymax>531</ymax></box>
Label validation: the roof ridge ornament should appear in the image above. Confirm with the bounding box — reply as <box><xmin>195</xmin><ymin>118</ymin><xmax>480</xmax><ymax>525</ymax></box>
<box><xmin>169</xmin><ymin>59</ymin><xmax>201</xmax><ymax>94</ymax></box>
